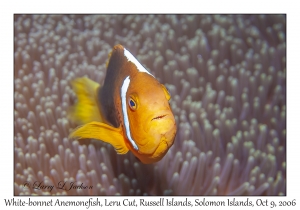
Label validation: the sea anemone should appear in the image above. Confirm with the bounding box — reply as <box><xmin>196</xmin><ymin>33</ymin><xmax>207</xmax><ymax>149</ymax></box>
<box><xmin>14</xmin><ymin>14</ymin><xmax>286</xmax><ymax>195</ymax></box>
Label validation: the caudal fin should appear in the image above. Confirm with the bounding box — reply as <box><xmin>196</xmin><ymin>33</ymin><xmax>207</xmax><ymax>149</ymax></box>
<box><xmin>68</xmin><ymin>77</ymin><xmax>103</xmax><ymax>125</ymax></box>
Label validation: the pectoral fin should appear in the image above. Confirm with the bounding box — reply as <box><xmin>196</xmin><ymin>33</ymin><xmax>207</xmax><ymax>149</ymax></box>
<box><xmin>69</xmin><ymin>121</ymin><xmax>129</xmax><ymax>154</ymax></box>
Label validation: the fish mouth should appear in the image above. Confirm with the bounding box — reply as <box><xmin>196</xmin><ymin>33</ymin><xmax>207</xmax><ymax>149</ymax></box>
<box><xmin>136</xmin><ymin>114</ymin><xmax>176</xmax><ymax>158</ymax></box>
<box><xmin>141</xmin><ymin>126</ymin><xmax>177</xmax><ymax>162</ymax></box>
<box><xmin>151</xmin><ymin>114</ymin><xmax>167</xmax><ymax>121</ymax></box>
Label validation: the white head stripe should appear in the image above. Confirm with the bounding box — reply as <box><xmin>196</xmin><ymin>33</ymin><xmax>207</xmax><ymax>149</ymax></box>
<box><xmin>124</xmin><ymin>48</ymin><xmax>154</xmax><ymax>77</ymax></box>
<box><xmin>121</xmin><ymin>76</ymin><xmax>138</xmax><ymax>150</ymax></box>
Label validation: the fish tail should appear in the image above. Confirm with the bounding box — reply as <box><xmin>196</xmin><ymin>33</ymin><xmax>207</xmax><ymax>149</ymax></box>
<box><xmin>68</xmin><ymin>77</ymin><xmax>103</xmax><ymax>125</ymax></box>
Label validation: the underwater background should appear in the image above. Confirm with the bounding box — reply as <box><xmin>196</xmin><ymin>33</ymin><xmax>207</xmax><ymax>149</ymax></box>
<box><xmin>14</xmin><ymin>14</ymin><xmax>286</xmax><ymax>195</ymax></box>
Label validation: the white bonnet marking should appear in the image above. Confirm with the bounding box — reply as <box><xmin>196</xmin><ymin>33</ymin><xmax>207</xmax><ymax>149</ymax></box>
<box><xmin>120</xmin><ymin>76</ymin><xmax>138</xmax><ymax>150</ymax></box>
<box><xmin>124</xmin><ymin>48</ymin><xmax>155</xmax><ymax>77</ymax></box>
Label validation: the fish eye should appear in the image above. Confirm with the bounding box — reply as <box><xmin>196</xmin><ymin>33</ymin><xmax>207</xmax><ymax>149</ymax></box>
<box><xmin>128</xmin><ymin>98</ymin><xmax>137</xmax><ymax>111</ymax></box>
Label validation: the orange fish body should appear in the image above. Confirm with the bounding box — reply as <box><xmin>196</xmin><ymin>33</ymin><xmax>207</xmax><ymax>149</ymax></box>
<box><xmin>69</xmin><ymin>44</ymin><xmax>177</xmax><ymax>164</ymax></box>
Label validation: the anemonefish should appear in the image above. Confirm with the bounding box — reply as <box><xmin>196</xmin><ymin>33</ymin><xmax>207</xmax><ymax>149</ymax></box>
<box><xmin>68</xmin><ymin>44</ymin><xmax>177</xmax><ymax>164</ymax></box>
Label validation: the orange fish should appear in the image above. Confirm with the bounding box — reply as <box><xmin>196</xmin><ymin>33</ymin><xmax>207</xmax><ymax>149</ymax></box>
<box><xmin>69</xmin><ymin>44</ymin><xmax>177</xmax><ymax>164</ymax></box>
